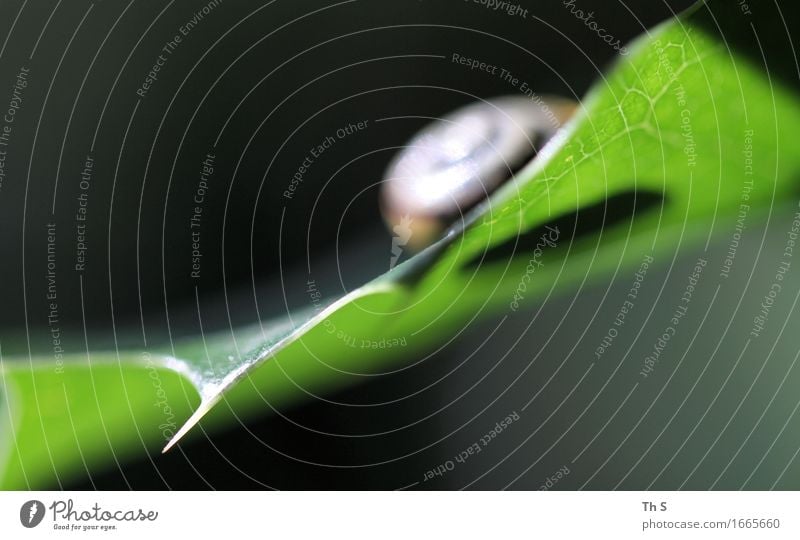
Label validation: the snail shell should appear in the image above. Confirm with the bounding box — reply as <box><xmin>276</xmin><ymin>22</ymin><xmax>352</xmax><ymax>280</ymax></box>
<box><xmin>381</xmin><ymin>95</ymin><xmax>576</xmax><ymax>250</ymax></box>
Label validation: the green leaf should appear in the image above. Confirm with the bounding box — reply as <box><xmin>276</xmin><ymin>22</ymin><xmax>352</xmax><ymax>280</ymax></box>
<box><xmin>2</xmin><ymin>0</ymin><xmax>800</xmax><ymax>488</ymax></box>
